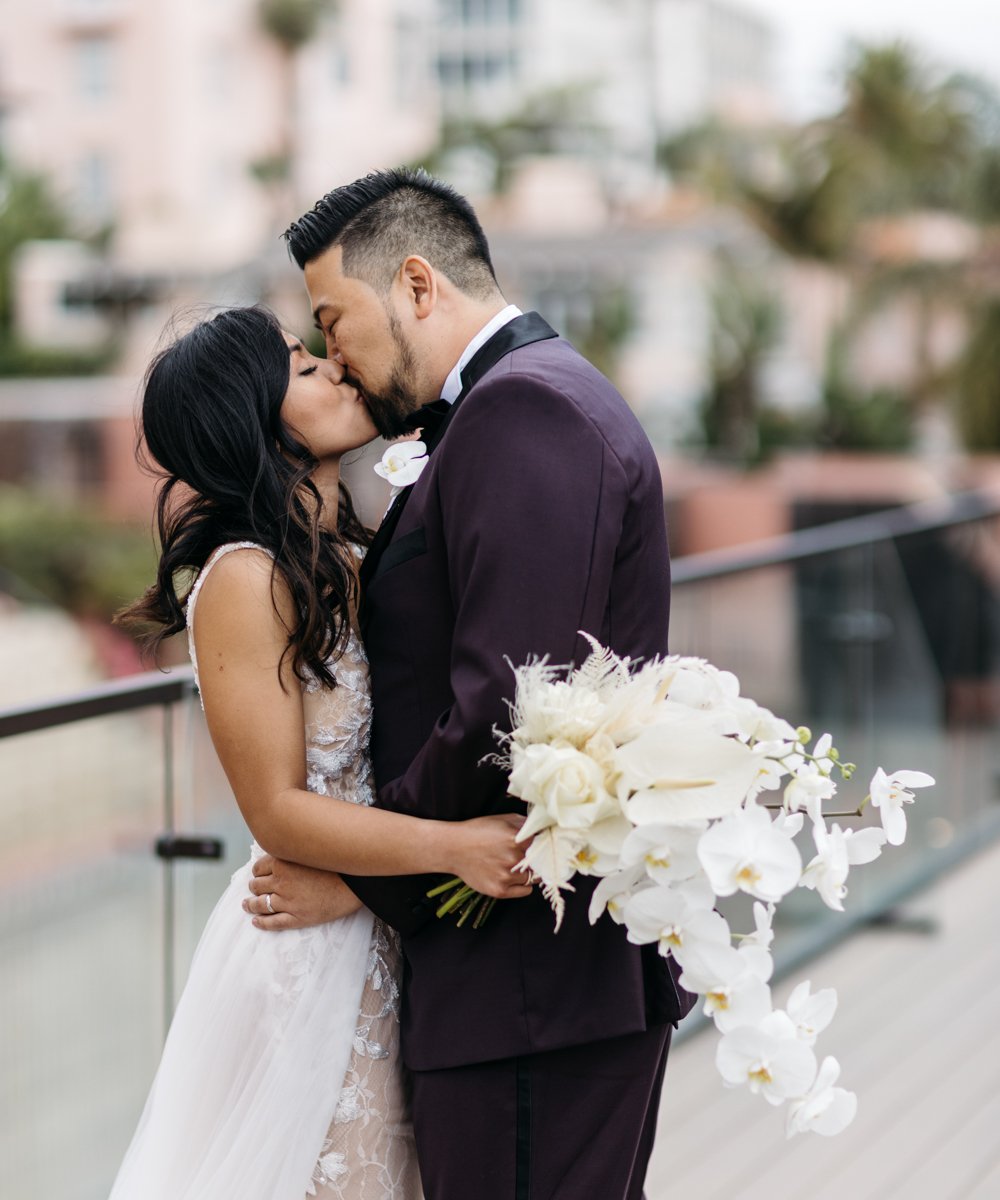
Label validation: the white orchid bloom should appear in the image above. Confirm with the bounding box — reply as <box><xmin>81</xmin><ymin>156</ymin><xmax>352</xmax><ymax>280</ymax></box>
<box><xmin>709</xmin><ymin>695</ymin><xmax>763</xmax><ymax>741</ymax></box>
<box><xmin>842</xmin><ymin>825</ymin><xmax>888</xmax><ymax>865</ymax></box>
<box><xmin>677</xmin><ymin>941</ymin><xmax>774</xmax><ymax>1031</ymax></box>
<box><xmin>571</xmin><ymin>815</ymin><xmax>632</xmax><ymax>875</ymax></box>
<box><xmin>664</xmin><ymin>659</ymin><xmax>741</xmax><ymax>713</ymax></box>
<box><xmin>783</xmin><ymin>765</ymin><xmax>836</xmax><ymax>822</ymax></box>
<box><xmin>804</xmin><ymin>819</ymin><xmax>890</xmax><ymax>909</ymax></box>
<box><xmin>741</xmin><ymin>901</ymin><xmax>776</xmax><ymax>950</ymax></box>
<box><xmin>697</xmin><ymin>803</ymin><xmax>803</xmax><ymax>903</ymax></box>
<box><xmin>747</xmin><ymin>751</ymin><xmax>789</xmax><ymax>802</ymax></box>
<box><xmin>618</xmin><ymin>720</ymin><xmax>761</xmax><ymax>824</ymax></box>
<box><xmin>800</xmin><ymin>822</ymin><xmax>851</xmax><ymax>911</ymax></box>
<box><xmin>749</xmin><ymin>707</ymin><xmax>799</xmax><ymax>747</ymax></box>
<box><xmin>869</xmin><ymin>768</ymin><xmax>935</xmax><ymax>846</ymax></box>
<box><xmin>619</xmin><ymin>821</ymin><xmax>706</xmax><ymax>885</ymax></box>
<box><xmin>812</xmin><ymin>732</ymin><xmax>836</xmax><ymax>773</ymax></box>
<box><xmin>785</xmin><ymin>1056</ymin><xmax>858</xmax><ymax>1138</ymax></box>
<box><xmin>373</xmin><ymin>440</ymin><xmax>428</xmax><ymax>490</ymax></box>
<box><xmin>716</xmin><ymin>1011</ymin><xmax>818</xmax><ymax>1105</ymax></box>
<box><xmin>622</xmin><ymin>877</ymin><xmax>722</xmax><ymax>958</ymax></box>
<box><xmin>785</xmin><ymin>980</ymin><xmax>837</xmax><ymax>1044</ymax></box>
<box><xmin>588</xmin><ymin>864</ymin><xmax>648</xmax><ymax>925</ymax></box>
<box><xmin>771</xmin><ymin>809</ymin><xmax>804</xmax><ymax>839</ymax></box>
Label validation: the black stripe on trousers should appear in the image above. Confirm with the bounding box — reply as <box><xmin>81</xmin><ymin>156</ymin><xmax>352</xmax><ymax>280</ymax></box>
<box><xmin>515</xmin><ymin>1058</ymin><xmax>532</xmax><ymax>1200</ymax></box>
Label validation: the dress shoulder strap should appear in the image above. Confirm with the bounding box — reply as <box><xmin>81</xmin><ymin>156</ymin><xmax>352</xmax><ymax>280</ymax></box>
<box><xmin>186</xmin><ymin>541</ymin><xmax>274</xmax><ymax>694</ymax></box>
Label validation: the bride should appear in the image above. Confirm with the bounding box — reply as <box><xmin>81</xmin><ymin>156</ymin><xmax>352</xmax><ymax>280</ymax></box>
<box><xmin>112</xmin><ymin>306</ymin><xmax>530</xmax><ymax>1199</ymax></box>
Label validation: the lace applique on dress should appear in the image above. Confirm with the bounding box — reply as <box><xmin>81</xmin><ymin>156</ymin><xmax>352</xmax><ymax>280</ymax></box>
<box><xmin>186</xmin><ymin>543</ymin><xmax>420</xmax><ymax>1199</ymax></box>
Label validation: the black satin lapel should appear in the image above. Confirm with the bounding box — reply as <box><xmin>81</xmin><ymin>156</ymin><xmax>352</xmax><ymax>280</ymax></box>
<box><xmin>359</xmin><ymin>492</ymin><xmax>407</xmax><ymax>599</ymax></box>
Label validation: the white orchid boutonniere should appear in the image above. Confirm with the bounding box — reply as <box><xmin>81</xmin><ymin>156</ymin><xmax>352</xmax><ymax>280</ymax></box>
<box><xmin>374</xmin><ymin>439</ymin><xmax>428</xmax><ymax>499</ymax></box>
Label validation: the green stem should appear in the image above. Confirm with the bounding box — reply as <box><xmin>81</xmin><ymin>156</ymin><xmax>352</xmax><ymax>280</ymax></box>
<box><xmin>455</xmin><ymin>892</ymin><xmax>483</xmax><ymax>927</ymax></box>
<box><xmin>436</xmin><ymin>885</ymin><xmax>474</xmax><ymax>918</ymax></box>
<box><xmin>426</xmin><ymin>876</ymin><xmax>465</xmax><ymax>899</ymax></box>
<box><xmin>473</xmin><ymin>897</ymin><xmax>497</xmax><ymax>929</ymax></box>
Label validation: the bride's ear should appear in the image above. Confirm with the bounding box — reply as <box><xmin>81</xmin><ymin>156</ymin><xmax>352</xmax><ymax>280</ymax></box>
<box><xmin>397</xmin><ymin>255</ymin><xmax>436</xmax><ymax>320</ymax></box>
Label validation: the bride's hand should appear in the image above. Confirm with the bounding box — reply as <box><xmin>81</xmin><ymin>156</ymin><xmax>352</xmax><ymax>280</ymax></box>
<box><xmin>447</xmin><ymin>812</ymin><xmax>534</xmax><ymax>899</ymax></box>
<box><xmin>245</xmin><ymin>855</ymin><xmax>363</xmax><ymax>930</ymax></box>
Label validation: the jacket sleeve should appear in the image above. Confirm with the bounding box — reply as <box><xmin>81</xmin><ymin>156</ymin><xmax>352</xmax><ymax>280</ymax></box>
<box><xmin>344</xmin><ymin>373</ymin><xmax>634</xmax><ymax>932</ymax></box>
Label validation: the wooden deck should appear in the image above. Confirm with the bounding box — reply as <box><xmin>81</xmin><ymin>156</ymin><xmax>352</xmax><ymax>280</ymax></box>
<box><xmin>647</xmin><ymin>838</ymin><xmax>1000</xmax><ymax>1200</ymax></box>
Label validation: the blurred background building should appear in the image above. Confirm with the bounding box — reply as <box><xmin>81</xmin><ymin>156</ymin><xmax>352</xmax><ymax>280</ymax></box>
<box><xmin>3</xmin><ymin>0</ymin><xmax>1000</xmax><ymax>552</ymax></box>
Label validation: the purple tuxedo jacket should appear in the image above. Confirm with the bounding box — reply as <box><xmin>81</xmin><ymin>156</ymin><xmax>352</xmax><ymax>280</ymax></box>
<box><xmin>346</xmin><ymin>314</ymin><xmax>695</xmax><ymax>1071</ymax></box>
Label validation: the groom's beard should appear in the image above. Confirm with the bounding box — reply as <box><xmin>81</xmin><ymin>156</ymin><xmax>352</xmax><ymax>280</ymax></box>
<box><xmin>352</xmin><ymin>313</ymin><xmax>421</xmax><ymax>440</ymax></box>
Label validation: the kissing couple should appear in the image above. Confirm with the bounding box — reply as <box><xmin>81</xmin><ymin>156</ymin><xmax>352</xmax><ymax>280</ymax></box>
<box><xmin>110</xmin><ymin>168</ymin><xmax>694</xmax><ymax>1200</ymax></box>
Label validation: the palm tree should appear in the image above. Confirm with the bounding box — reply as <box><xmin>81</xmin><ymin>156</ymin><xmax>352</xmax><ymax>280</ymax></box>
<box><xmin>955</xmin><ymin>302</ymin><xmax>1000</xmax><ymax>451</ymax></box>
<box><xmin>701</xmin><ymin>254</ymin><xmax>783</xmax><ymax>464</ymax></box>
<box><xmin>0</xmin><ymin>157</ymin><xmax>67</xmax><ymax>337</ymax></box>
<box><xmin>254</xmin><ymin>0</ymin><xmax>336</xmax><ymax>200</ymax></box>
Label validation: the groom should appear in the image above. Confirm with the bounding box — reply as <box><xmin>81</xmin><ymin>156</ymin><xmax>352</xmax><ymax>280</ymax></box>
<box><xmin>248</xmin><ymin>168</ymin><xmax>694</xmax><ymax>1198</ymax></box>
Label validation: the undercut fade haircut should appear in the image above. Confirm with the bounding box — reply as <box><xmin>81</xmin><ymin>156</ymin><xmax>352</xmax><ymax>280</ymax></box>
<box><xmin>284</xmin><ymin>167</ymin><xmax>501</xmax><ymax>300</ymax></box>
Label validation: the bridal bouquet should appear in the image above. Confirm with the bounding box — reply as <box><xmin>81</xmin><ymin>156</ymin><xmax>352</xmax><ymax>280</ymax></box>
<box><xmin>431</xmin><ymin>635</ymin><xmax>933</xmax><ymax>1138</ymax></box>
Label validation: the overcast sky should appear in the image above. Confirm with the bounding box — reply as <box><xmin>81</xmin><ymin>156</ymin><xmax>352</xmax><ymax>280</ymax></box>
<box><xmin>742</xmin><ymin>0</ymin><xmax>1000</xmax><ymax>115</ymax></box>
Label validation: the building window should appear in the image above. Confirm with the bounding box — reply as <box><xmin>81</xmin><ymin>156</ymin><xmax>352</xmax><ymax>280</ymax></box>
<box><xmin>453</xmin><ymin>0</ymin><xmax>518</xmax><ymax>23</ymax></box>
<box><xmin>205</xmin><ymin>44</ymin><xmax>234</xmax><ymax>103</ymax></box>
<box><xmin>78</xmin><ymin>152</ymin><xmax>112</xmax><ymax>220</ymax></box>
<box><xmin>75</xmin><ymin>35</ymin><xmax>113</xmax><ymax>101</ymax></box>
<box><xmin>437</xmin><ymin>55</ymin><xmax>463</xmax><ymax>87</ymax></box>
<box><xmin>395</xmin><ymin>17</ymin><xmax>424</xmax><ymax>106</ymax></box>
<box><xmin>330</xmin><ymin>46</ymin><xmax>351</xmax><ymax>87</ymax></box>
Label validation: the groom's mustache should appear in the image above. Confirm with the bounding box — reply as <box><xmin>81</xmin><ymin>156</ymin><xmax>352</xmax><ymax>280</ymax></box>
<box><xmin>340</xmin><ymin>368</ymin><xmax>368</xmax><ymax>401</ymax></box>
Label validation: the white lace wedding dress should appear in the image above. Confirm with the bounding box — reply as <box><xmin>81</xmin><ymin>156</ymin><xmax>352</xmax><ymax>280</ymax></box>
<box><xmin>109</xmin><ymin>543</ymin><xmax>422</xmax><ymax>1200</ymax></box>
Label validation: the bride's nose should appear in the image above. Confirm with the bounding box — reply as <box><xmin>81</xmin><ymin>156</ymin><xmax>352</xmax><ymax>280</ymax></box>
<box><xmin>320</xmin><ymin>356</ymin><xmax>345</xmax><ymax>384</ymax></box>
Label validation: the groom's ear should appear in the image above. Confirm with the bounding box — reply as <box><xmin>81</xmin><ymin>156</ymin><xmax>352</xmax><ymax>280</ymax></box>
<box><xmin>397</xmin><ymin>255</ymin><xmax>436</xmax><ymax>320</ymax></box>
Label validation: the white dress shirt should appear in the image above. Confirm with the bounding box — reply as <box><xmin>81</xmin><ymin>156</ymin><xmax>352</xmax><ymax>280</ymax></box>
<box><xmin>439</xmin><ymin>304</ymin><xmax>523</xmax><ymax>404</ymax></box>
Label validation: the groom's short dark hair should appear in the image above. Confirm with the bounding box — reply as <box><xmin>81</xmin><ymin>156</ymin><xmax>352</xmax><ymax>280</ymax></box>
<box><xmin>284</xmin><ymin>168</ymin><xmax>500</xmax><ymax>299</ymax></box>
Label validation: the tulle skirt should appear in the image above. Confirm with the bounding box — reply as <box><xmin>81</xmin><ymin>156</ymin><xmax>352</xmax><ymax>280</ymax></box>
<box><xmin>109</xmin><ymin>854</ymin><xmax>375</xmax><ymax>1200</ymax></box>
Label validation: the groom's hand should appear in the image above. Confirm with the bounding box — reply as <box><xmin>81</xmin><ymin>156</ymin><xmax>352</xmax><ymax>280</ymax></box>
<box><xmin>244</xmin><ymin>854</ymin><xmax>363</xmax><ymax>930</ymax></box>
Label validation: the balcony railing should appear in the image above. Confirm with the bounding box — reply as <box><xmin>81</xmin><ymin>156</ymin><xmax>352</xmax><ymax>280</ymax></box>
<box><xmin>4</xmin><ymin>490</ymin><xmax>1000</xmax><ymax>1197</ymax></box>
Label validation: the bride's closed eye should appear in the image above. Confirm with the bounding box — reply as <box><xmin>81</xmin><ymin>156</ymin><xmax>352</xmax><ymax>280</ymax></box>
<box><xmin>299</xmin><ymin>365</ymin><xmax>318</xmax><ymax>377</ymax></box>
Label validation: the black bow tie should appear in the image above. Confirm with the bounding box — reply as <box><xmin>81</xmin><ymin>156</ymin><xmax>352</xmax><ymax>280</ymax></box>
<box><xmin>404</xmin><ymin>398</ymin><xmax>451</xmax><ymax>441</ymax></box>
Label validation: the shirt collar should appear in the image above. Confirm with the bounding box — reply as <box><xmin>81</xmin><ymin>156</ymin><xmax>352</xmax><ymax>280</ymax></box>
<box><xmin>440</xmin><ymin>304</ymin><xmax>523</xmax><ymax>405</ymax></box>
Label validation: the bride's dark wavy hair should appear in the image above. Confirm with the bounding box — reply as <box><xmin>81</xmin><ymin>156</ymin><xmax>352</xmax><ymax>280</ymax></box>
<box><xmin>118</xmin><ymin>305</ymin><xmax>371</xmax><ymax>687</ymax></box>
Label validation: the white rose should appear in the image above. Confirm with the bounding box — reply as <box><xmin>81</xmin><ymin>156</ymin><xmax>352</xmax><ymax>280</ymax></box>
<box><xmin>509</xmin><ymin>742</ymin><xmax>617</xmax><ymax>835</ymax></box>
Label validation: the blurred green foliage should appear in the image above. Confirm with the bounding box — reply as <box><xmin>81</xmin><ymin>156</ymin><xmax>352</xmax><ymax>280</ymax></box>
<box><xmin>0</xmin><ymin>342</ymin><xmax>115</xmax><ymax>378</ymax></box>
<box><xmin>257</xmin><ymin>0</ymin><xmax>335</xmax><ymax>50</ymax></box>
<box><xmin>0</xmin><ymin>487</ymin><xmax>155</xmax><ymax>623</ymax></box>
<box><xmin>0</xmin><ymin>159</ymin><xmax>67</xmax><ymax>336</ymax></box>
<box><xmin>816</xmin><ymin>333</ymin><xmax>914</xmax><ymax>451</ymax></box>
<box><xmin>662</xmin><ymin>41</ymin><xmax>1000</xmax><ymax>459</ymax></box>
<box><xmin>419</xmin><ymin>84</ymin><xmax>609</xmax><ymax>194</ymax></box>
<box><xmin>956</xmin><ymin>303</ymin><xmax>1000</xmax><ymax>451</ymax></box>
<box><xmin>700</xmin><ymin>254</ymin><xmax>783</xmax><ymax>464</ymax></box>
<box><xmin>0</xmin><ymin>158</ymin><xmax>116</xmax><ymax>376</ymax></box>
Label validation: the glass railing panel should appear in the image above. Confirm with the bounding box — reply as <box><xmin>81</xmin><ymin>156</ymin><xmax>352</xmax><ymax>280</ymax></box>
<box><xmin>0</xmin><ymin>708</ymin><xmax>170</xmax><ymax>1200</ymax></box>
<box><xmin>671</xmin><ymin>517</ymin><xmax>1000</xmax><ymax>972</ymax></box>
<box><xmin>169</xmin><ymin>698</ymin><xmax>254</xmax><ymax>994</ymax></box>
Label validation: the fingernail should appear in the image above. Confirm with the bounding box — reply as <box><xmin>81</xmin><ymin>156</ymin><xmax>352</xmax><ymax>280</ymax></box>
<box><xmin>252</xmin><ymin>918</ymin><xmax>260</xmax><ymax>928</ymax></box>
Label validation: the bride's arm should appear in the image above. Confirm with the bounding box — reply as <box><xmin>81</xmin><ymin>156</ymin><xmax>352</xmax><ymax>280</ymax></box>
<box><xmin>192</xmin><ymin>548</ymin><xmax>528</xmax><ymax>898</ymax></box>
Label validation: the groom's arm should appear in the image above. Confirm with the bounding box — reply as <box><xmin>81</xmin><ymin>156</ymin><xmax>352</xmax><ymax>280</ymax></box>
<box><xmin>345</xmin><ymin>373</ymin><xmax>668</xmax><ymax>932</ymax></box>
